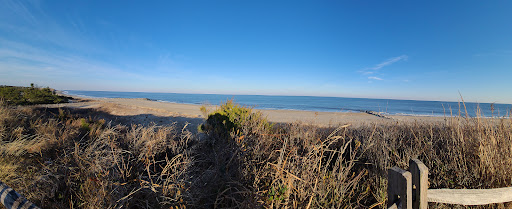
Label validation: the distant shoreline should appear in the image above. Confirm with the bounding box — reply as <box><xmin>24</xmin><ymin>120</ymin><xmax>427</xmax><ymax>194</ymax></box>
<box><xmin>61</xmin><ymin>90</ymin><xmax>512</xmax><ymax>118</ymax></box>
<box><xmin>47</xmin><ymin>93</ymin><xmax>455</xmax><ymax>128</ymax></box>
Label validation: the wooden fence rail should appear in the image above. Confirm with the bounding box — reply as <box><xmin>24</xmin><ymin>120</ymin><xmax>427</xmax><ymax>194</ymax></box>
<box><xmin>388</xmin><ymin>158</ymin><xmax>512</xmax><ymax>209</ymax></box>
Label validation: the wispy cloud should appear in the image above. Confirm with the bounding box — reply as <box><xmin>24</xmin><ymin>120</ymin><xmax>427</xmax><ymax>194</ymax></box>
<box><xmin>0</xmin><ymin>0</ymin><xmax>106</xmax><ymax>55</ymax></box>
<box><xmin>358</xmin><ymin>55</ymin><xmax>408</xmax><ymax>82</ymax></box>
<box><xmin>368</xmin><ymin>76</ymin><xmax>383</xmax><ymax>80</ymax></box>
<box><xmin>360</xmin><ymin>55</ymin><xmax>408</xmax><ymax>75</ymax></box>
<box><xmin>0</xmin><ymin>0</ymin><xmax>160</xmax><ymax>90</ymax></box>
<box><xmin>0</xmin><ymin>40</ymin><xmax>137</xmax><ymax>79</ymax></box>
<box><xmin>373</xmin><ymin>55</ymin><xmax>408</xmax><ymax>69</ymax></box>
<box><xmin>2</xmin><ymin>0</ymin><xmax>38</xmax><ymax>25</ymax></box>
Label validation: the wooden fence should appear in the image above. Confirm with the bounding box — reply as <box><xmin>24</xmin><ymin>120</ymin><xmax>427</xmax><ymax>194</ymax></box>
<box><xmin>388</xmin><ymin>159</ymin><xmax>512</xmax><ymax>209</ymax></box>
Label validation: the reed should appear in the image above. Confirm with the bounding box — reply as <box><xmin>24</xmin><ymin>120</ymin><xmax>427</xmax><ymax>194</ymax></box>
<box><xmin>0</xmin><ymin>100</ymin><xmax>511</xmax><ymax>208</ymax></box>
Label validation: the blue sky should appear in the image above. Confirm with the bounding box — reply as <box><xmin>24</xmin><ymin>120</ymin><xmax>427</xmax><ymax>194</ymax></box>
<box><xmin>1</xmin><ymin>0</ymin><xmax>511</xmax><ymax>103</ymax></box>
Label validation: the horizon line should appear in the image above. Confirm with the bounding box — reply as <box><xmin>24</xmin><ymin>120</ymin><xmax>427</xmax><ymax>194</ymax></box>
<box><xmin>62</xmin><ymin>89</ymin><xmax>512</xmax><ymax>105</ymax></box>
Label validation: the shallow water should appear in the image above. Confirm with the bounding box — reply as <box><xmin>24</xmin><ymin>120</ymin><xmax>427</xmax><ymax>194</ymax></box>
<box><xmin>64</xmin><ymin>90</ymin><xmax>511</xmax><ymax>117</ymax></box>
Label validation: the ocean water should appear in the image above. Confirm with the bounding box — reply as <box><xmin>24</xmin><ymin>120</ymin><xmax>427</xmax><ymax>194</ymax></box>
<box><xmin>64</xmin><ymin>90</ymin><xmax>512</xmax><ymax>117</ymax></box>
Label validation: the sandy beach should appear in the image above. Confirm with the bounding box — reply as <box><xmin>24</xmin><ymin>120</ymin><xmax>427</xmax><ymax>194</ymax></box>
<box><xmin>40</xmin><ymin>95</ymin><xmax>448</xmax><ymax>130</ymax></box>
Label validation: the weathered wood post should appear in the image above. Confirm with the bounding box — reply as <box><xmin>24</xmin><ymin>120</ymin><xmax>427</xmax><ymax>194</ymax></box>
<box><xmin>388</xmin><ymin>167</ymin><xmax>412</xmax><ymax>209</ymax></box>
<box><xmin>389</xmin><ymin>158</ymin><xmax>512</xmax><ymax>207</ymax></box>
<box><xmin>409</xmin><ymin>159</ymin><xmax>428</xmax><ymax>209</ymax></box>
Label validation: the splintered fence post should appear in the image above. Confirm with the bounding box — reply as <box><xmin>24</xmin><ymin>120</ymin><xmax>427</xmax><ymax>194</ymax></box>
<box><xmin>410</xmin><ymin>159</ymin><xmax>429</xmax><ymax>209</ymax></box>
<box><xmin>388</xmin><ymin>167</ymin><xmax>412</xmax><ymax>209</ymax></box>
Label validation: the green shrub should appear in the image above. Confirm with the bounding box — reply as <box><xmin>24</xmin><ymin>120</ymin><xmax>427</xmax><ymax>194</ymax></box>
<box><xmin>0</xmin><ymin>85</ymin><xmax>69</xmax><ymax>105</ymax></box>
<box><xmin>0</xmin><ymin>86</ymin><xmax>25</xmax><ymax>105</ymax></box>
<box><xmin>80</xmin><ymin>118</ymin><xmax>91</xmax><ymax>132</ymax></box>
<box><xmin>199</xmin><ymin>100</ymin><xmax>273</xmax><ymax>136</ymax></box>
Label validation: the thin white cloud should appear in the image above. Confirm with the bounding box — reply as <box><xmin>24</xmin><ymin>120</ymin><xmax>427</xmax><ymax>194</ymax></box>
<box><xmin>0</xmin><ymin>0</ymin><xmax>155</xmax><ymax>90</ymax></box>
<box><xmin>0</xmin><ymin>0</ymin><xmax>105</xmax><ymax>55</ymax></box>
<box><xmin>359</xmin><ymin>55</ymin><xmax>408</xmax><ymax>80</ymax></box>
<box><xmin>0</xmin><ymin>35</ymin><xmax>191</xmax><ymax>92</ymax></box>
<box><xmin>2</xmin><ymin>0</ymin><xmax>38</xmax><ymax>25</ymax></box>
<box><xmin>370</xmin><ymin>55</ymin><xmax>408</xmax><ymax>70</ymax></box>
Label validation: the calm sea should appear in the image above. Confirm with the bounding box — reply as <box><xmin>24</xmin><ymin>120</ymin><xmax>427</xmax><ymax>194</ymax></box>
<box><xmin>64</xmin><ymin>90</ymin><xmax>511</xmax><ymax>117</ymax></box>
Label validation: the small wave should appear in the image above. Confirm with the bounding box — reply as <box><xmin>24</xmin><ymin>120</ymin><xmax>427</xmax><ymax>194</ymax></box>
<box><xmin>67</xmin><ymin>93</ymin><xmax>100</xmax><ymax>99</ymax></box>
<box><xmin>154</xmin><ymin>99</ymin><xmax>204</xmax><ymax>106</ymax></box>
<box><xmin>392</xmin><ymin>113</ymin><xmax>444</xmax><ymax>117</ymax></box>
<box><xmin>60</xmin><ymin>90</ymin><xmax>511</xmax><ymax>118</ymax></box>
<box><xmin>156</xmin><ymin>100</ymin><xmax>178</xmax><ymax>104</ymax></box>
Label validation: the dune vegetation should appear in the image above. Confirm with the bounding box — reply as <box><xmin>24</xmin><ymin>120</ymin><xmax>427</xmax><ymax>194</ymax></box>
<box><xmin>0</xmin><ymin>98</ymin><xmax>511</xmax><ymax>208</ymax></box>
<box><xmin>0</xmin><ymin>84</ymin><xmax>70</xmax><ymax>105</ymax></box>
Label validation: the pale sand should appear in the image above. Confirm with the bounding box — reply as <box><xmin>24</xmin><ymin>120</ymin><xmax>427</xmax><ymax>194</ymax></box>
<box><xmin>43</xmin><ymin>96</ymin><xmax>448</xmax><ymax>129</ymax></box>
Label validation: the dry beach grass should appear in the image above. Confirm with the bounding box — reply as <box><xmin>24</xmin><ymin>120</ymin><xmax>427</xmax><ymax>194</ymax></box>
<box><xmin>0</xmin><ymin>99</ymin><xmax>511</xmax><ymax>208</ymax></box>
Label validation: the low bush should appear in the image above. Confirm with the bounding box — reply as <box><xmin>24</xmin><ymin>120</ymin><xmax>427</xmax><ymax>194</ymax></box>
<box><xmin>0</xmin><ymin>84</ymin><xmax>69</xmax><ymax>105</ymax></box>
<box><xmin>199</xmin><ymin>100</ymin><xmax>273</xmax><ymax>137</ymax></box>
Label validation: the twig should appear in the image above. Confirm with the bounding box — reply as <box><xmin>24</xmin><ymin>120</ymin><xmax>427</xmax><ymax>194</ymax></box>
<box><xmin>268</xmin><ymin>163</ymin><xmax>304</xmax><ymax>182</ymax></box>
